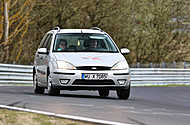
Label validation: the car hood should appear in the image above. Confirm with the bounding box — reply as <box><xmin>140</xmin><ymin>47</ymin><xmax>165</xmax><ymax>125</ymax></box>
<box><xmin>53</xmin><ymin>52</ymin><xmax>125</xmax><ymax>67</ymax></box>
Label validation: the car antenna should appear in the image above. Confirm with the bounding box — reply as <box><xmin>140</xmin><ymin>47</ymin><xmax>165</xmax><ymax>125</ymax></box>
<box><xmin>53</xmin><ymin>26</ymin><xmax>60</xmax><ymax>32</ymax></box>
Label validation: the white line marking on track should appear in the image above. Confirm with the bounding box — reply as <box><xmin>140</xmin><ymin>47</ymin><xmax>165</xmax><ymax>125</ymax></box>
<box><xmin>152</xmin><ymin>112</ymin><xmax>190</xmax><ymax>117</ymax></box>
<box><xmin>127</xmin><ymin>109</ymin><xmax>190</xmax><ymax>117</ymax></box>
<box><xmin>110</xmin><ymin>105</ymin><xmax>135</xmax><ymax>110</ymax></box>
<box><xmin>0</xmin><ymin>104</ymin><xmax>135</xmax><ymax>125</ymax></box>
<box><xmin>62</xmin><ymin>103</ymin><xmax>94</xmax><ymax>107</ymax></box>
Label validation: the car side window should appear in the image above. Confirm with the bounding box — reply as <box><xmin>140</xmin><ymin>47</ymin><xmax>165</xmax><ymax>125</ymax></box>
<box><xmin>42</xmin><ymin>34</ymin><xmax>51</xmax><ymax>48</ymax></box>
<box><xmin>39</xmin><ymin>34</ymin><xmax>49</xmax><ymax>48</ymax></box>
<box><xmin>46</xmin><ymin>34</ymin><xmax>53</xmax><ymax>51</ymax></box>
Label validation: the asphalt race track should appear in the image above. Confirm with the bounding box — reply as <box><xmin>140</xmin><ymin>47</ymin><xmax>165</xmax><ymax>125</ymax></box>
<box><xmin>0</xmin><ymin>86</ymin><xmax>190</xmax><ymax>125</ymax></box>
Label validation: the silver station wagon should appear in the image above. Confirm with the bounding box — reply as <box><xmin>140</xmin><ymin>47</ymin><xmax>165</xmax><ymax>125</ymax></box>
<box><xmin>33</xmin><ymin>27</ymin><xmax>131</xmax><ymax>99</ymax></box>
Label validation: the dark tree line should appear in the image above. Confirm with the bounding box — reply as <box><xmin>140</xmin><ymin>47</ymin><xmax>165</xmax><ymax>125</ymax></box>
<box><xmin>0</xmin><ymin>0</ymin><xmax>190</xmax><ymax>64</ymax></box>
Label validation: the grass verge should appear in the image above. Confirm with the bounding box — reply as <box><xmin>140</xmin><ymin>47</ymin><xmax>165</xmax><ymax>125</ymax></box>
<box><xmin>0</xmin><ymin>108</ymin><xmax>96</xmax><ymax>125</ymax></box>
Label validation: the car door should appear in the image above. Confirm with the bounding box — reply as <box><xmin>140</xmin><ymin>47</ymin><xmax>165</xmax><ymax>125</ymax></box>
<box><xmin>40</xmin><ymin>33</ymin><xmax>53</xmax><ymax>86</ymax></box>
<box><xmin>35</xmin><ymin>33</ymin><xmax>50</xmax><ymax>86</ymax></box>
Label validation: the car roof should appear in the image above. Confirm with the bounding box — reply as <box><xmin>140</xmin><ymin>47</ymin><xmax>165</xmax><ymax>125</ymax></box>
<box><xmin>51</xmin><ymin>29</ymin><xmax>105</xmax><ymax>34</ymax></box>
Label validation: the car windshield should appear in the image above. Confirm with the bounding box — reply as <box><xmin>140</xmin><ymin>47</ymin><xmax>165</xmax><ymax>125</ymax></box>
<box><xmin>53</xmin><ymin>33</ymin><xmax>118</xmax><ymax>53</ymax></box>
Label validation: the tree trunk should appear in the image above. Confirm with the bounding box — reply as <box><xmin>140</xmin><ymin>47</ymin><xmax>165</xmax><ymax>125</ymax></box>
<box><xmin>2</xmin><ymin>0</ymin><xmax>9</xmax><ymax>43</ymax></box>
<box><xmin>0</xmin><ymin>0</ymin><xmax>9</xmax><ymax>63</ymax></box>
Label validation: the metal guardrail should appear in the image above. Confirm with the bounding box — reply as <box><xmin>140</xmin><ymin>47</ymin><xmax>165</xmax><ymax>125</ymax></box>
<box><xmin>131</xmin><ymin>68</ymin><xmax>190</xmax><ymax>86</ymax></box>
<box><xmin>0</xmin><ymin>63</ymin><xmax>190</xmax><ymax>85</ymax></box>
<box><xmin>0</xmin><ymin>64</ymin><xmax>33</xmax><ymax>84</ymax></box>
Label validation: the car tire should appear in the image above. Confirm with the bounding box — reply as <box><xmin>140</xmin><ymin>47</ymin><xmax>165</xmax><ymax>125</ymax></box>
<box><xmin>47</xmin><ymin>74</ymin><xmax>60</xmax><ymax>96</ymax></box>
<box><xmin>98</xmin><ymin>89</ymin><xmax>109</xmax><ymax>97</ymax></box>
<box><xmin>33</xmin><ymin>73</ymin><xmax>45</xmax><ymax>94</ymax></box>
<box><xmin>116</xmin><ymin>85</ymin><xmax>130</xmax><ymax>100</ymax></box>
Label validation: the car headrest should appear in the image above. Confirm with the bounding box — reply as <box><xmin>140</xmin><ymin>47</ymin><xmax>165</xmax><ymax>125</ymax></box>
<box><xmin>83</xmin><ymin>40</ymin><xmax>90</xmax><ymax>47</ymax></box>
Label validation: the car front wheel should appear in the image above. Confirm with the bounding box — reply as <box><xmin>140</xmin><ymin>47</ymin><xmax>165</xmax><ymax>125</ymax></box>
<box><xmin>33</xmin><ymin>73</ymin><xmax>45</xmax><ymax>94</ymax></box>
<box><xmin>116</xmin><ymin>85</ymin><xmax>130</xmax><ymax>100</ymax></box>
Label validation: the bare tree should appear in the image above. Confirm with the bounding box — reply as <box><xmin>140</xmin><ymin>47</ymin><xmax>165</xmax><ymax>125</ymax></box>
<box><xmin>1</xmin><ymin>0</ymin><xmax>9</xmax><ymax>44</ymax></box>
<box><xmin>0</xmin><ymin>0</ymin><xmax>9</xmax><ymax>63</ymax></box>
<box><xmin>0</xmin><ymin>0</ymin><xmax>34</xmax><ymax>63</ymax></box>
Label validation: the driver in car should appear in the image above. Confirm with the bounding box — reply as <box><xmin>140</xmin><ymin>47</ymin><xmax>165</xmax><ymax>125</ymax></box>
<box><xmin>57</xmin><ymin>39</ymin><xmax>67</xmax><ymax>51</ymax></box>
<box><xmin>88</xmin><ymin>39</ymin><xmax>98</xmax><ymax>48</ymax></box>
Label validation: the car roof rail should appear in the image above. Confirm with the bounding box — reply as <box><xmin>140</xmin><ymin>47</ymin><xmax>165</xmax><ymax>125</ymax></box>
<box><xmin>53</xmin><ymin>26</ymin><xmax>60</xmax><ymax>32</ymax></box>
<box><xmin>90</xmin><ymin>27</ymin><xmax>103</xmax><ymax>32</ymax></box>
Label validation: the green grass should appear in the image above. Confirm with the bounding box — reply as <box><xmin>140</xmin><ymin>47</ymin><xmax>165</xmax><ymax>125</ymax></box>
<box><xmin>0</xmin><ymin>108</ymin><xmax>96</xmax><ymax>125</ymax></box>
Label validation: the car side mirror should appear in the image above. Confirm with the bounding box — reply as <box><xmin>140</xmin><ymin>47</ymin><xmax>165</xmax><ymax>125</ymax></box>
<box><xmin>120</xmin><ymin>48</ymin><xmax>130</xmax><ymax>55</ymax></box>
<box><xmin>37</xmin><ymin>48</ymin><xmax>48</xmax><ymax>54</ymax></box>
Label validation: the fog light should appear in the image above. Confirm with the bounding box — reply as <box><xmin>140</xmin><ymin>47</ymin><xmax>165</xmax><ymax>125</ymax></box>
<box><xmin>60</xmin><ymin>79</ymin><xmax>69</xmax><ymax>84</ymax></box>
<box><xmin>118</xmin><ymin>79</ymin><xmax>126</xmax><ymax>85</ymax></box>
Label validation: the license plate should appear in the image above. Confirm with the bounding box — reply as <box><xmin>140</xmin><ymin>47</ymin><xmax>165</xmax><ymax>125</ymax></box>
<box><xmin>81</xmin><ymin>73</ymin><xmax>108</xmax><ymax>80</ymax></box>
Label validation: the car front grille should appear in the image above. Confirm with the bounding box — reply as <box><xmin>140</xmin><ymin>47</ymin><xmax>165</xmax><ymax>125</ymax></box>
<box><xmin>76</xmin><ymin>66</ymin><xmax>111</xmax><ymax>70</ymax></box>
<box><xmin>72</xmin><ymin>79</ymin><xmax>115</xmax><ymax>86</ymax></box>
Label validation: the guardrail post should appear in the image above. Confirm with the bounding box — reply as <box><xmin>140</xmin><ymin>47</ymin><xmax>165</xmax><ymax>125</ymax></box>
<box><xmin>161</xmin><ymin>62</ymin><xmax>166</xmax><ymax>68</ymax></box>
<box><xmin>173</xmin><ymin>61</ymin><xmax>176</xmax><ymax>68</ymax></box>
<box><xmin>149</xmin><ymin>63</ymin><xmax>153</xmax><ymax>68</ymax></box>
<box><xmin>137</xmin><ymin>62</ymin><xmax>140</xmax><ymax>68</ymax></box>
<box><xmin>184</xmin><ymin>61</ymin><xmax>186</xmax><ymax>69</ymax></box>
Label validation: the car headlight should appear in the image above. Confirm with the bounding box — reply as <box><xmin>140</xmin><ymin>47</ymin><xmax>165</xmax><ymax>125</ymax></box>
<box><xmin>111</xmin><ymin>60</ymin><xmax>129</xmax><ymax>70</ymax></box>
<box><xmin>56</xmin><ymin>61</ymin><xmax>76</xmax><ymax>70</ymax></box>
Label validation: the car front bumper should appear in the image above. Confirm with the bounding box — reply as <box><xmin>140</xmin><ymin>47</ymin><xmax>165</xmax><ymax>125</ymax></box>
<box><xmin>49</xmin><ymin>69</ymin><xmax>130</xmax><ymax>90</ymax></box>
